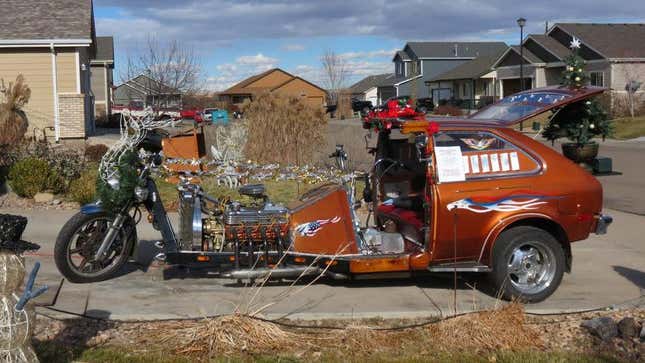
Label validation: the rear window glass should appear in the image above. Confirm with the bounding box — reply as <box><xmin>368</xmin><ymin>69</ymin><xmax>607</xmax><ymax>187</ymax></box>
<box><xmin>470</xmin><ymin>92</ymin><xmax>571</xmax><ymax>121</ymax></box>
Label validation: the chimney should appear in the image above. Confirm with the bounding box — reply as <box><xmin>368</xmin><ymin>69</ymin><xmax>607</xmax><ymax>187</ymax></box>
<box><xmin>545</xmin><ymin>21</ymin><xmax>549</xmax><ymax>34</ymax></box>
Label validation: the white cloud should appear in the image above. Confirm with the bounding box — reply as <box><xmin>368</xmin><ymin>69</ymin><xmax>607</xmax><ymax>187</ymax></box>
<box><xmin>97</xmin><ymin>0</ymin><xmax>645</xmax><ymax>47</ymax></box>
<box><xmin>340</xmin><ymin>48</ymin><xmax>398</xmax><ymax>60</ymax></box>
<box><xmin>236</xmin><ymin>53</ymin><xmax>278</xmax><ymax>66</ymax></box>
<box><xmin>206</xmin><ymin>53</ymin><xmax>279</xmax><ymax>91</ymax></box>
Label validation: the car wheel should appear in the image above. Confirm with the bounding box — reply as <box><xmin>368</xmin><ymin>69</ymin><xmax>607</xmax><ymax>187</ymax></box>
<box><xmin>490</xmin><ymin>226</ymin><xmax>565</xmax><ymax>303</ymax></box>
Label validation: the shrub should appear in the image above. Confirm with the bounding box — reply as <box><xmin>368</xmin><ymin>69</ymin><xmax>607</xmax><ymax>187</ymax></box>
<box><xmin>8</xmin><ymin>157</ymin><xmax>54</xmax><ymax>198</ymax></box>
<box><xmin>242</xmin><ymin>92</ymin><xmax>327</xmax><ymax>165</ymax></box>
<box><xmin>0</xmin><ymin>75</ymin><xmax>31</xmax><ymax>167</ymax></box>
<box><xmin>13</xmin><ymin>141</ymin><xmax>86</xmax><ymax>194</ymax></box>
<box><xmin>85</xmin><ymin>144</ymin><xmax>109</xmax><ymax>162</ymax></box>
<box><xmin>68</xmin><ymin>167</ymin><xmax>98</xmax><ymax>204</ymax></box>
<box><xmin>433</xmin><ymin>105</ymin><xmax>463</xmax><ymax>116</ymax></box>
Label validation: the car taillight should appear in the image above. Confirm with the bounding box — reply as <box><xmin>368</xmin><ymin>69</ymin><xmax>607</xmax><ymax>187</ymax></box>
<box><xmin>576</xmin><ymin>212</ymin><xmax>593</xmax><ymax>222</ymax></box>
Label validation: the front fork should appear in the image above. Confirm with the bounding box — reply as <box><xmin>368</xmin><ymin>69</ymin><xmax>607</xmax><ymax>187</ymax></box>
<box><xmin>93</xmin><ymin>211</ymin><xmax>128</xmax><ymax>261</ymax></box>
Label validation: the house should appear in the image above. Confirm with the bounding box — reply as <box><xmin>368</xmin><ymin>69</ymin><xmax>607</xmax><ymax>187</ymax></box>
<box><xmin>426</xmin><ymin>49</ymin><xmax>507</xmax><ymax>109</ymax></box>
<box><xmin>90</xmin><ymin>36</ymin><xmax>114</xmax><ymax>122</ymax></box>
<box><xmin>348</xmin><ymin>73</ymin><xmax>396</xmax><ymax>106</ymax></box>
<box><xmin>0</xmin><ymin>0</ymin><xmax>111</xmax><ymax>140</ymax></box>
<box><xmin>113</xmin><ymin>74</ymin><xmax>183</xmax><ymax>109</ymax></box>
<box><xmin>390</xmin><ymin>42</ymin><xmax>508</xmax><ymax>100</ymax></box>
<box><xmin>219</xmin><ymin>68</ymin><xmax>327</xmax><ymax>108</ymax></box>
<box><xmin>493</xmin><ymin>23</ymin><xmax>645</xmax><ymax>114</ymax></box>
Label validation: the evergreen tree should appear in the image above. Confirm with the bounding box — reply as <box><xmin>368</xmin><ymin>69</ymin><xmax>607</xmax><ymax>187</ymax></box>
<box><xmin>542</xmin><ymin>37</ymin><xmax>612</xmax><ymax>146</ymax></box>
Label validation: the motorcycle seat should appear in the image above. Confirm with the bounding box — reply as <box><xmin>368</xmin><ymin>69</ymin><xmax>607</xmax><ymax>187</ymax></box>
<box><xmin>238</xmin><ymin>184</ymin><xmax>266</xmax><ymax>198</ymax></box>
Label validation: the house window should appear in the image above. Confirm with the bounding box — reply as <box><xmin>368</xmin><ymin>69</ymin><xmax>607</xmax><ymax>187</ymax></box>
<box><xmin>589</xmin><ymin>71</ymin><xmax>604</xmax><ymax>87</ymax></box>
<box><xmin>396</xmin><ymin>62</ymin><xmax>403</xmax><ymax>76</ymax></box>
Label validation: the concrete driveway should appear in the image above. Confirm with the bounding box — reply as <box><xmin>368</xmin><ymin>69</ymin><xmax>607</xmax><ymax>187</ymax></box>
<box><xmin>3</xmin><ymin>206</ymin><xmax>642</xmax><ymax>321</ymax></box>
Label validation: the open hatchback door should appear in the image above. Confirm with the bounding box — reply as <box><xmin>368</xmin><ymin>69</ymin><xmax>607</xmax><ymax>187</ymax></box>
<box><xmin>468</xmin><ymin>85</ymin><xmax>605</xmax><ymax>126</ymax></box>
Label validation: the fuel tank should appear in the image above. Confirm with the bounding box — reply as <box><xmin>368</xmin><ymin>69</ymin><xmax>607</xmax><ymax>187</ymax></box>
<box><xmin>288</xmin><ymin>184</ymin><xmax>358</xmax><ymax>255</ymax></box>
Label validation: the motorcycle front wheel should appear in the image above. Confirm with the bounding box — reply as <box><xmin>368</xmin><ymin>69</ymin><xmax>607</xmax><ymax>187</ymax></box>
<box><xmin>54</xmin><ymin>211</ymin><xmax>136</xmax><ymax>283</ymax></box>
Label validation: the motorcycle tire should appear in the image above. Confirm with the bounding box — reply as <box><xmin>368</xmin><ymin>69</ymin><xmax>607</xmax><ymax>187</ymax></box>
<box><xmin>54</xmin><ymin>211</ymin><xmax>136</xmax><ymax>283</ymax></box>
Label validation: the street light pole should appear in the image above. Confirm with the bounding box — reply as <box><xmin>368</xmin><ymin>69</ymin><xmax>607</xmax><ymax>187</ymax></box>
<box><xmin>517</xmin><ymin>17</ymin><xmax>526</xmax><ymax>130</ymax></box>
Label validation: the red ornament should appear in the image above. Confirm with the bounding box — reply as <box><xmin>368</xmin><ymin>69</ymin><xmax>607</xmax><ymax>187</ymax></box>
<box><xmin>426</xmin><ymin>121</ymin><xmax>440</xmax><ymax>135</ymax></box>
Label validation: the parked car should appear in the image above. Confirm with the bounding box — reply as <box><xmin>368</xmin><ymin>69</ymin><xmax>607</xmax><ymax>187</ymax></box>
<box><xmin>384</xmin><ymin>96</ymin><xmax>434</xmax><ymax>114</ymax></box>
<box><xmin>179</xmin><ymin>109</ymin><xmax>204</xmax><ymax>124</ymax></box>
<box><xmin>351</xmin><ymin>99</ymin><xmax>374</xmax><ymax>115</ymax></box>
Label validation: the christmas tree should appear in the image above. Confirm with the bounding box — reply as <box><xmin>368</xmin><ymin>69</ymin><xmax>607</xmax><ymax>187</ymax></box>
<box><xmin>542</xmin><ymin>37</ymin><xmax>612</xmax><ymax>146</ymax></box>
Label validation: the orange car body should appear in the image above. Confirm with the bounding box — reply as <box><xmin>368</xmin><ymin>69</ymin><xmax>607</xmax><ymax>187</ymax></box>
<box><xmin>286</xmin><ymin>86</ymin><xmax>609</xmax><ymax>276</ymax></box>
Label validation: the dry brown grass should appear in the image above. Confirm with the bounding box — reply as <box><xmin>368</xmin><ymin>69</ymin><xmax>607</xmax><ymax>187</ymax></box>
<box><xmin>242</xmin><ymin>91</ymin><xmax>328</xmax><ymax>165</ymax></box>
<box><xmin>428</xmin><ymin>302</ymin><xmax>543</xmax><ymax>352</ymax></box>
<box><xmin>146</xmin><ymin>314</ymin><xmax>298</xmax><ymax>356</ymax></box>
<box><xmin>0</xmin><ymin>75</ymin><xmax>30</xmax><ymax>147</ymax></box>
<box><xmin>136</xmin><ymin>302</ymin><xmax>542</xmax><ymax>360</ymax></box>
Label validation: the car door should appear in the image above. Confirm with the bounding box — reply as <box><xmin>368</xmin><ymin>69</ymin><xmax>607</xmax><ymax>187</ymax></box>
<box><xmin>430</xmin><ymin>129</ymin><xmax>542</xmax><ymax>262</ymax></box>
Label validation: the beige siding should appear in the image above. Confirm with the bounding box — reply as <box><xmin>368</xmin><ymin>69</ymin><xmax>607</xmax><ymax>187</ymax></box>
<box><xmin>56</xmin><ymin>49</ymin><xmax>77</xmax><ymax>93</ymax></box>
<box><xmin>0</xmin><ymin>47</ymin><xmax>89</xmax><ymax>137</ymax></box>
<box><xmin>91</xmin><ymin>65</ymin><xmax>106</xmax><ymax>101</ymax></box>
<box><xmin>0</xmin><ymin>48</ymin><xmax>55</xmax><ymax>130</ymax></box>
<box><xmin>274</xmin><ymin>78</ymin><xmax>327</xmax><ymax>107</ymax></box>
<box><xmin>610</xmin><ymin>62</ymin><xmax>645</xmax><ymax>90</ymax></box>
<box><xmin>247</xmin><ymin>70</ymin><xmax>292</xmax><ymax>88</ymax></box>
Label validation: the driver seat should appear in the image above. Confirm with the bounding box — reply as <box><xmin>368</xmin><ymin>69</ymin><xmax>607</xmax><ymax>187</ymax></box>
<box><xmin>239</xmin><ymin>184</ymin><xmax>266</xmax><ymax>199</ymax></box>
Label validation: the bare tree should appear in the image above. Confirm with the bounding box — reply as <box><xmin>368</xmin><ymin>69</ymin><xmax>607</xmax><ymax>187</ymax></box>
<box><xmin>122</xmin><ymin>36</ymin><xmax>203</xmax><ymax>111</ymax></box>
<box><xmin>320</xmin><ymin>50</ymin><xmax>349</xmax><ymax>105</ymax></box>
<box><xmin>622</xmin><ymin>63</ymin><xmax>643</xmax><ymax>118</ymax></box>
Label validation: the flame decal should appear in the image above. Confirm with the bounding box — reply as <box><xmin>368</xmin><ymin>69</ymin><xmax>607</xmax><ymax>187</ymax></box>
<box><xmin>447</xmin><ymin>195</ymin><xmax>556</xmax><ymax>213</ymax></box>
<box><xmin>295</xmin><ymin>216</ymin><xmax>342</xmax><ymax>237</ymax></box>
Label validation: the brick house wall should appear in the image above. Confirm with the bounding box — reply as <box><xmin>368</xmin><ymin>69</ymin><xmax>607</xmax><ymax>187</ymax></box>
<box><xmin>57</xmin><ymin>93</ymin><xmax>86</xmax><ymax>138</ymax></box>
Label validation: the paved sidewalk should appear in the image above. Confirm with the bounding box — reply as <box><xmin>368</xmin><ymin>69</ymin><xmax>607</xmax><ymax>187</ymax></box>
<box><xmin>1</xmin><ymin>207</ymin><xmax>641</xmax><ymax>321</ymax></box>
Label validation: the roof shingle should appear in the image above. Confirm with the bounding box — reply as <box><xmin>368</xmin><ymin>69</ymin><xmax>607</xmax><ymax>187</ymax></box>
<box><xmin>526</xmin><ymin>34</ymin><xmax>571</xmax><ymax>60</ymax></box>
<box><xmin>555</xmin><ymin>23</ymin><xmax>645</xmax><ymax>58</ymax></box>
<box><xmin>0</xmin><ymin>0</ymin><xmax>93</xmax><ymax>40</ymax></box>
<box><xmin>430</xmin><ymin>49</ymin><xmax>508</xmax><ymax>81</ymax></box>
<box><xmin>349</xmin><ymin>73</ymin><xmax>395</xmax><ymax>93</ymax></box>
<box><xmin>94</xmin><ymin>36</ymin><xmax>114</xmax><ymax>61</ymax></box>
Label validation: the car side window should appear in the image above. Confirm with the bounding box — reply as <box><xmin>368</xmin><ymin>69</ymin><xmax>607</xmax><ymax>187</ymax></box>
<box><xmin>434</xmin><ymin>131</ymin><xmax>539</xmax><ymax>180</ymax></box>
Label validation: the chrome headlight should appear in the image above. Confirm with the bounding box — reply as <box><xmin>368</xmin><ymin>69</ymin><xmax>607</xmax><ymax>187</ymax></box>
<box><xmin>134</xmin><ymin>186</ymin><xmax>149</xmax><ymax>202</ymax></box>
<box><xmin>107</xmin><ymin>177</ymin><xmax>120</xmax><ymax>190</ymax></box>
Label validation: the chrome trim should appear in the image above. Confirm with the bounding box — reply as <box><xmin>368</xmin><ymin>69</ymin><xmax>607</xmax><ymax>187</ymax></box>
<box><xmin>595</xmin><ymin>214</ymin><xmax>613</xmax><ymax>235</ymax></box>
<box><xmin>192</xmin><ymin>196</ymin><xmax>202</xmax><ymax>249</ymax></box>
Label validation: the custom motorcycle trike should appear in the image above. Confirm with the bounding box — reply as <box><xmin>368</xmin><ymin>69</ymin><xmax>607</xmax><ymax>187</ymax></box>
<box><xmin>55</xmin><ymin>85</ymin><xmax>612</xmax><ymax>302</ymax></box>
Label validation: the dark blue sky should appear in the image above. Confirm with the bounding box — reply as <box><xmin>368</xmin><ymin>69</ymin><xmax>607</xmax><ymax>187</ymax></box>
<box><xmin>94</xmin><ymin>0</ymin><xmax>645</xmax><ymax>90</ymax></box>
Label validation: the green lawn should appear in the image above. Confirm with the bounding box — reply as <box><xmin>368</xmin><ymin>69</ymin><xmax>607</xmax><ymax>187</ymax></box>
<box><xmin>610</xmin><ymin>116</ymin><xmax>645</xmax><ymax>140</ymax></box>
<box><xmin>512</xmin><ymin>114</ymin><xmax>645</xmax><ymax>140</ymax></box>
<box><xmin>155</xmin><ymin>177</ymin><xmax>364</xmax><ymax>209</ymax></box>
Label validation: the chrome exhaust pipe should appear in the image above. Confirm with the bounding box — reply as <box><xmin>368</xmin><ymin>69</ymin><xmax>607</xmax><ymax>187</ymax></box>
<box><xmin>223</xmin><ymin>266</ymin><xmax>348</xmax><ymax>280</ymax></box>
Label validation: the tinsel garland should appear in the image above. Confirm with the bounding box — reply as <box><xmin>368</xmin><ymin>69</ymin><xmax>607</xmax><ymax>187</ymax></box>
<box><xmin>96</xmin><ymin>149</ymin><xmax>141</xmax><ymax>212</ymax></box>
<box><xmin>163</xmin><ymin>158</ymin><xmax>349</xmax><ymax>186</ymax></box>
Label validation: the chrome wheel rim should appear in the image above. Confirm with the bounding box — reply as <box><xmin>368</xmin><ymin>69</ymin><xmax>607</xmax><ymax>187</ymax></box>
<box><xmin>507</xmin><ymin>241</ymin><xmax>556</xmax><ymax>295</ymax></box>
<box><xmin>66</xmin><ymin>217</ymin><xmax>125</xmax><ymax>278</ymax></box>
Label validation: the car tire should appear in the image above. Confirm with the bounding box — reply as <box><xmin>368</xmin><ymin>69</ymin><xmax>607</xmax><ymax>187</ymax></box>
<box><xmin>490</xmin><ymin>226</ymin><xmax>565</xmax><ymax>303</ymax></box>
